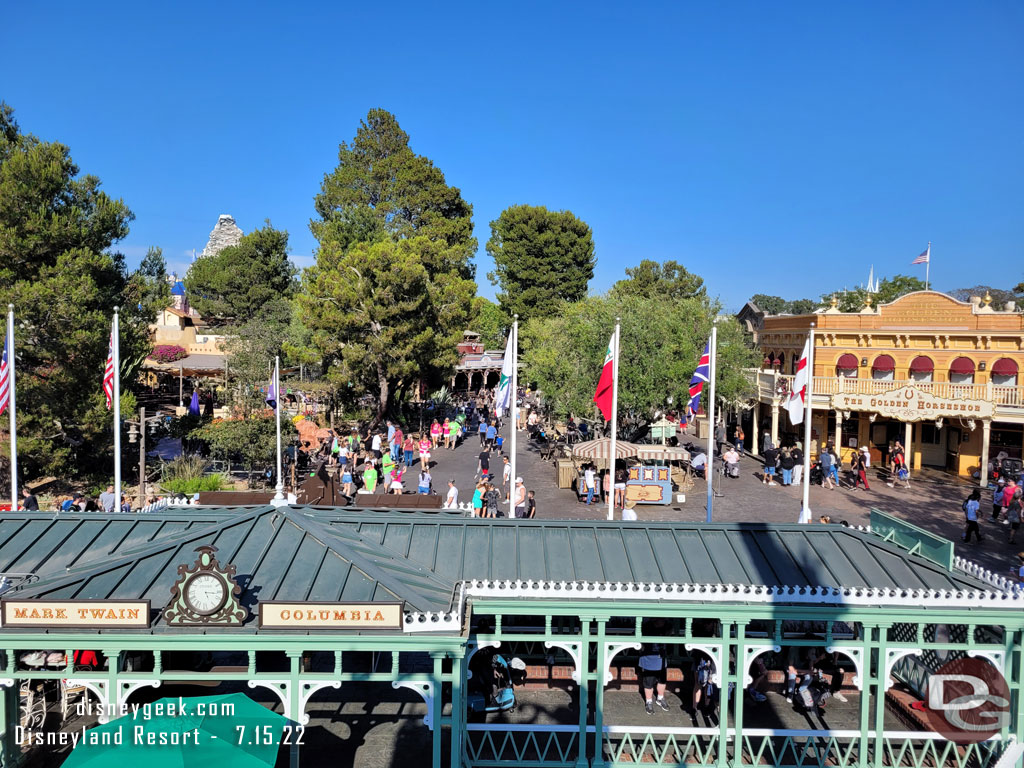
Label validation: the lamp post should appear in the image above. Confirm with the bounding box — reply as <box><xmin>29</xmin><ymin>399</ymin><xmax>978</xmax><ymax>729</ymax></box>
<box><xmin>126</xmin><ymin>406</ymin><xmax>164</xmax><ymax>508</ymax></box>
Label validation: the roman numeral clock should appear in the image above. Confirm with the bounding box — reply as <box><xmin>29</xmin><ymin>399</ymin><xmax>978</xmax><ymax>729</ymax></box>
<box><xmin>163</xmin><ymin>545</ymin><xmax>249</xmax><ymax>626</ymax></box>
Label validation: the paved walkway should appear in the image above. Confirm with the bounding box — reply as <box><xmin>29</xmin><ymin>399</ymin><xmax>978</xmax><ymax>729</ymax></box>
<box><xmin>422</xmin><ymin>418</ymin><xmax>1018</xmax><ymax>579</ymax></box>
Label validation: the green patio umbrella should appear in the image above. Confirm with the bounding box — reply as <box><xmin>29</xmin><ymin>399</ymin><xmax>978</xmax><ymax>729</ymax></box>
<box><xmin>62</xmin><ymin>693</ymin><xmax>290</xmax><ymax>767</ymax></box>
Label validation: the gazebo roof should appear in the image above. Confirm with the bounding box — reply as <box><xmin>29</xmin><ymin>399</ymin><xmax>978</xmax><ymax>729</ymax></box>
<box><xmin>0</xmin><ymin>506</ymin><xmax>1011</xmax><ymax>635</ymax></box>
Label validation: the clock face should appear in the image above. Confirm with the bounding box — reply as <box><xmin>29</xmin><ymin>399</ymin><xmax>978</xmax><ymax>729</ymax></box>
<box><xmin>184</xmin><ymin>574</ymin><xmax>227</xmax><ymax>615</ymax></box>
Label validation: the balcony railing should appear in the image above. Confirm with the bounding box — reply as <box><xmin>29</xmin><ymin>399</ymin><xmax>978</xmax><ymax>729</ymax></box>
<box><xmin>748</xmin><ymin>370</ymin><xmax>1024</xmax><ymax>411</ymax></box>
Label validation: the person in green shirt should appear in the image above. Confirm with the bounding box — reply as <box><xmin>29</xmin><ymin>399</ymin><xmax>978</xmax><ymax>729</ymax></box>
<box><xmin>381</xmin><ymin>450</ymin><xmax>395</xmax><ymax>477</ymax></box>
<box><xmin>363</xmin><ymin>465</ymin><xmax>378</xmax><ymax>493</ymax></box>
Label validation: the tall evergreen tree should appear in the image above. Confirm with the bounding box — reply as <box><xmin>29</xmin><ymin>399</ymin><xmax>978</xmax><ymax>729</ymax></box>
<box><xmin>0</xmin><ymin>103</ymin><xmax>147</xmax><ymax>479</ymax></box>
<box><xmin>302</xmin><ymin>110</ymin><xmax>477</xmax><ymax>421</ymax></box>
<box><xmin>486</xmin><ymin>204</ymin><xmax>595</xmax><ymax>323</ymax></box>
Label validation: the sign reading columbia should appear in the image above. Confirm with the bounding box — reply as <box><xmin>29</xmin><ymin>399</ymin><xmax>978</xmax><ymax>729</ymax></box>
<box><xmin>259</xmin><ymin>602</ymin><xmax>404</xmax><ymax>630</ymax></box>
<box><xmin>1</xmin><ymin>600</ymin><xmax>150</xmax><ymax>628</ymax></box>
<box><xmin>832</xmin><ymin>385</ymin><xmax>994</xmax><ymax>422</ymax></box>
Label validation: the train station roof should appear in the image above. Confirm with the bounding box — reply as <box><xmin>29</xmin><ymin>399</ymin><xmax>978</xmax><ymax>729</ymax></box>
<box><xmin>0</xmin><ymin>506</ymin><xmax>1009</xmax><ymax>634</ymax></box>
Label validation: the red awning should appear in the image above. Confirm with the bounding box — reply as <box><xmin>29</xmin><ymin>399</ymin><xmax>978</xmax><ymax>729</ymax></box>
<box><xmin>836</xmin><ymin>353</ymin><xmax>859</xmax><ymax>370</ymax></box>
<box><xmin>872</xmin><ymin>354</ymin><xmax>895</xmax><ymax>372</ymax></box>
<box><xmin>909</xmin><ymin>356</ymin><xmax>933</xmax><ymax>373</ymax></box>
<box><xmin>992</xmin><ymin>358</ymin><xmax>1018</xmax><ymax>377</ymax></box>
<box><xmin>950</xmin><ymin>357</ymin><xmax>975</xmax><ymax>375</ymax></box>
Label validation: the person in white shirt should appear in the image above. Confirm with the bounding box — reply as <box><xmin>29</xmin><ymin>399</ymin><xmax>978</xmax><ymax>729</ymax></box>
<box><xmin>444</xmin><ymin>479</ymin><xmax>459</xmax><ymax>509</ymax></box>
<box><xmin>690</xmin><ymin>452</ymin><xmax>707</xmax><ymax>477</ymax></box>
<box><xmin>502</xmin><ymin>456</ymin><xmax>512</xmax><ymax>500</ymax></box>
<box><xmin>513</xmin><ymin>478</ymin><xmax>527</xmax><ymax>517</ymax></box>
<box><xmin>371</xmin><ymin>432</ymin><xmax>382</xmax><ymax>456</ymax></box>
<box><xmin>584</xmin><ymin>465</ymin><xmax>597</xmax><ymax>505</ymax></box>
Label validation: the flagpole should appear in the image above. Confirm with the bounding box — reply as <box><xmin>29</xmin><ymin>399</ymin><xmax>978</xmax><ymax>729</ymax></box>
<box><xmin>608</xmin><ymin>318</ymin><xmax>620</xmax><ymax>521</ymax></box>
<box><xmin>925</xmin><ymin>242</ymin><xmax>930</xmax><ymax>291</ymax></box>
<box><xmin>7</xmin><ymin>305</ymin><xmax>17</xmax><ymax>513</ymax></box>
<box><xmin>112</xmin><ymin>307</ymin><xmax>122</xmax><ymax>514</ymax></box>
<box><xmin>705</xmin><ymin>323</ymin><xmax>717</xmax><ymax>524</ymax></box>
<box><xmin>273</xmin><ymin>356</ymin><xmax>285</xmax><ymax>503</ymax></box>
<box><xmin>509</xmin><ymin>315</ymin><xmax>518</xmax><ymax>513</ymax></box>
<box><xmin>799</xmin><ymin>324</ymin><xmax>816</xmax><ymax>523</ymax></box>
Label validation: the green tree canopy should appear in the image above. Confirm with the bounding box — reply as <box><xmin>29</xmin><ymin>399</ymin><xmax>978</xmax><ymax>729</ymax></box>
<box><xmin>486</xmin><ymin>204</ymin><xmax>595</xmax><ymax>323</ymax></box>
<box><xmin>612</xmin><ymin>259</ymin><xmax>706</xmax><ymax>301</ymax></box>
<box><xmin>947</xmin><ymin>285</ymin><xmax>1018</xmax><ymax>306</ymax></box>
<box><xmin>822</xmin><ymin>274</ymin><xmax>926</xmax><ymax>312</ymax></box>
<box><xmin>185</xmin><ymin>223</ymin><xmax>296</xmax><ymax>326</ymax></box>
<box><xmin>749</xmin><ymin>294</ymin><xmax>819</xmax><ymax>315</ymax></box>
<box><xmin>471</xmin><ymin>298</ymin><xmax>508</xmax><ymax>349</ymax></box>
<box><xmin>303</xmin><ymin>111</ymin><xmax>477</xmax><ymax>422</ymax></box>
<box><xmin>0</xmin><ymin>103</ymin><xmax>148</xmax><ymax>480</ymax></box>
<box><xmin>521</xmin><ymin>293</ymin><xmax>757</xmax><ymax>431</ymax></box>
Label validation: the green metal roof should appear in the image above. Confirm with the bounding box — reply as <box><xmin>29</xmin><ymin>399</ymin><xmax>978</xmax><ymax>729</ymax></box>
<box><xmin>0</xmin><ymin>506</ymin><xmax>1000</xmax><ymax>633</ymax></box>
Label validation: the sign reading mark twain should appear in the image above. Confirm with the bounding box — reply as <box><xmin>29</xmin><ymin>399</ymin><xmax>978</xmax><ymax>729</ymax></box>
<box><xmin>833</xmin><ymin>385</ymin><xmax>994</xmax><ymax>422</ymax></box>
<box><xmin>1</xmin><ymin>600</ymin><xmax>150</xmax><ymax>628</ymax></box>
<box><xmin>259</xmin><ymin>602</ymin><xmax>404</xmax><ymax>630</ymax></box>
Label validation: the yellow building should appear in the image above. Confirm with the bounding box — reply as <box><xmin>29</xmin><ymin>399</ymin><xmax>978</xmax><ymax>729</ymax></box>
<box><xmin>748</xmin><ymin>291</ymin><xmax>1023</xmax><ymax>485</ymax></box>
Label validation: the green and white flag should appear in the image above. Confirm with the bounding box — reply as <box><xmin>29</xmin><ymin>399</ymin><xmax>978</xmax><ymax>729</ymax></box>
<box><xmin>494</xmin><ymin>331</ymin><xmax>515</xmax><ymax>417</ymax></box>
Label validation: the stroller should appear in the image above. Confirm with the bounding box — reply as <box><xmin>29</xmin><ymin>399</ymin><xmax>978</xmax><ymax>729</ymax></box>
<box><xmin>1000</xmin><ymin>458</ymin><xmax>1023</xmax><ymax>484</ymax></box>
<box><xmin>809</xmin><ymin>461</ymin><xmax>824</xmax><ymax>486</ymax></box>
<box><xmin>467</xmin><ymin>652</ymin><xmax>526</xmax><ymax>716</ymax></box>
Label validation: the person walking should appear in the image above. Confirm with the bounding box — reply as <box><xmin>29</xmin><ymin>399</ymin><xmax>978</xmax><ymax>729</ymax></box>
<box><xmin>820</xmin><ymin>447</ymin><xmax>835</xmax><ymax>490</ymax></box>
<box><xmin>639</xmin><ymin>617</ymin><xmax>670</xmax><ymax>715</ymax></box>
<box><xmin>614</xmin><ymin>465</ymin><xmax>628</xmax><ymax>509</ymax></box>
<box><xmin>444</xmin><ymin>478</ymin><xmax>459</xmax><ymax>509</ymax></box>
<box><xmin>583</xmin><ymin>464</ymin><xmax>597</xmax><ymax>505</ymax></box>
<box><xmin>391</xmin><ymin>425</ymin><xmax>404</xmax><ymax>462</ymax></box>
<box><xmin>734</xmin><ymin>425</ymin><xmax>745</xmax><ymax>455</ymax></box>
<box><xmin>417</xmin><ymin>468</ymin><xmax>432</xmax><ymax>495</ymax></box>
<box><xmin>442</xmin><ymin>418</ymin><xmax>452</xmax><ymax>450</ymax></box>
<box><xmin>715</xmin><ymin>422</ymin><xmax>726</xmax><ymax>456</ymax></box>
<box><xmin>418</xmin><ymin>434</ymin><xmax>432</xmax><ymax>468</ymax></box>
<box><xmin>21</xmin><ymin>487</ymin><xmax>39</xmax><ymax>511</ymax></box>
<box><xmin>525</xmin><ymin>490</ymin><xmax>536</xmax><ymax>518</ymax></box>
<box><xmin>1006</xmin><ymin>494</ymin><xmax>1020</xmax><ymax>545</ymax></box>
<box><xmin>513</xmin><ymin>478</ymin><xmax>527</xmax><ymax>518</ymax></box>
<box><xmin>403</xmin><ymin>434</ymin><xmax>415</xmax><ymax>467</ymax></box>
<box><xmin>852</xmin><ymin>449</ymin><xmax>871</xmax><ymax>491</ymax></box>
<box><xmin>779</xmin><ymin>447</ymin><xmax>795</xmax><ymax>487</ymax></box>
<box><xmin>389</xmin><ymin>466</ymin><xmax>405</xmax><ymax>495</ymax></box>
<box><xmin>477</xmin><ymin>447</ymin><xmax>491</xmax><ymax>481</ymax></box>
<box><xmin>502</xmin><ymin>456</ymin><xmax>512</xmax><ymax>500</ymax></box>
<box><xmin>962</xmin><ymin>489</ymin><xmax>983</xmax><ymax>543</ymax></box>
<box><xmin>485</xmin><ymin>421</ymin><xmax>498</xmax><ymax>450</ymax></box>
<box><xmin>478</xmin><ymin>419</ymin><xmax>487</xmax><ymax>446</ymax></box>
<box><xmin>791</xmin><ymin>443</ymin><xmax>804</xmax><ymax>487</ymax></box>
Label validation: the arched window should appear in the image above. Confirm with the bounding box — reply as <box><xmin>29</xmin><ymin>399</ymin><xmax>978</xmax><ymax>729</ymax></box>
<box><xmin>836</xmin><ymin>353</ymin><xmax>859</xmax><ymax>378</ymax></box>
<box><xmin>991</xmin><ymin>358</ymin><xmax>1018</xmax><ymax>387</ymax></box>
<box><xmin>872</xmin><ymin>354</ymin><xmax>895</xmax><ymax>382</ymax></box>
<box><xmin>909</xmin><ymin>356</ymin><xmax>933</xmax><ymax>383</ymax></box>
<box><xmin>949</xmin><ymin>357</ymin><xmax>975</xmax><ymax>385</ymax></box>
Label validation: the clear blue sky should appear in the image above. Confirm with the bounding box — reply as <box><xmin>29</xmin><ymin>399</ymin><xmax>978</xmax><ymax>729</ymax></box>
<box><xmin>4</xmin><ymin>1</ymin><xmax>1022</xmax><ymax>310</ymax></box>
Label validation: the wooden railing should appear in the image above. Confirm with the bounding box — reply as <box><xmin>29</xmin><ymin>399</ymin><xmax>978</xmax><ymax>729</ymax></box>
<box><xmin>749</xmin><ymin>370</ymin><xmax>1024</xmax><ymax>410</ymax></box>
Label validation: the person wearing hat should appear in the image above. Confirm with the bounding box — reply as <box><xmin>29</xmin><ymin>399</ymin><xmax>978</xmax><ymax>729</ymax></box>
<box><xmin>992</xmin><ymin>478</ymin><xmax>1008</xmax><ymax>523</ymax></box>
<box><xmin>852</xmin><ymin>447</ymin><xmax>870</xmax><ymax>491</ymax></box>
<box><xmin>513</xmin><ymin>477</ymin><xmax>527</xmax><ymax>518</ymax></box>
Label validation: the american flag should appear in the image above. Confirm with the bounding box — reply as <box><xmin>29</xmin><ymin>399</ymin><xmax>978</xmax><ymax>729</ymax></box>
<box><xmin>102</xmin><ymin>327</ymin><xmax>115</xmax><ymax>410</ymax></box>
<box><xmin>912</xmin><ymin>243</ymin><xmax>930</xmax><ymax>265</ymax></box>
<box><xmin>685</xmin><ymin>339</ymin><xmax>711</xmax><ymax>422</ymax></box>
<box><xmin>0</xmin><ymin>333</ymin><xmax>9</xmax><ymax>416</ymax></box>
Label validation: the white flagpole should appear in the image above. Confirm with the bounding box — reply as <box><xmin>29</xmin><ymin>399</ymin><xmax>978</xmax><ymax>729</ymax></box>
<box><xmin>925</xmin><ymin>242</ymin><xmax>931</xmax><ymax>291</ymax></box>
<box><xmin>608</xmin><ymin>319</ymin><xmax>620</xmax><ymax>521</ymax></box>
<box><xmin>273</xmin><ymin>356</ymin><xmax>284</xmax><ymax>503</ymax></box>
<box><xmin>7</xmin><ymin>304</ymin><xmax>17</xmax><ymax>513</ymax></box>
<box><xmin>509</xmin><ymin>315</ymin><xmax>518</xmax><ymax>513</ymax></box>
<box><xmin>799</xmin><ymin>324</ymin><xmax>816</xmax><ymax>523</ymax></box>
<box><xmin>705</xmin><ymin>324</ymin><xmax>718</xmax><ymax>523</ymax></box>
<box><xmin>112</xmin><ymin>307</ymin><xmax>122</xmax><ymax>514</ymax></box>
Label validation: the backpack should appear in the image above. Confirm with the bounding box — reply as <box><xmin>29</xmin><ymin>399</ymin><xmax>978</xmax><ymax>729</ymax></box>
<box><xmin>962</xmin><ymin>498</ymin><xmax>970</xmax><ymax>513</ymax></box>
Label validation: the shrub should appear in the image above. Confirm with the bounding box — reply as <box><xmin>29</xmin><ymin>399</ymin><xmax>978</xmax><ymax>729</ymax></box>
<box><xmin>161</xmin><ymin>473</ymin><xmax>228</xmax><ymax>496</ymax></box>
<box><xmin>149</xmin><ymin>345</ymin><xmax>188</xmax><ymax>363</ymax></box>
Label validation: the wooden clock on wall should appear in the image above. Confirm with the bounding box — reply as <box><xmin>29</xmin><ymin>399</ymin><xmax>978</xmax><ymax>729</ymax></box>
<box><xmin>163</xmin><ymin>545</ymin><xmax>248</xmax><ymax>626</ymax></box>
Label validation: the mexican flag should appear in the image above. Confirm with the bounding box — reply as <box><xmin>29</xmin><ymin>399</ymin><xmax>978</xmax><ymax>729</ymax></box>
<box><xmin>494</xmin><ymin>331</ymin><xmax>514</xmax><ymax>416</ymax></box>
<box><xmin>593</xmin><ymin>333</ymin><xmax>615</xmax><ymax>421</ymax></box>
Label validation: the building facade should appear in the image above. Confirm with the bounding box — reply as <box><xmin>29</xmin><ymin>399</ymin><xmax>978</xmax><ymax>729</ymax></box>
<box><xmin>748</xmin><ymin>291</ymin><xmax>1023</xmax><ymax>484</ymax></box>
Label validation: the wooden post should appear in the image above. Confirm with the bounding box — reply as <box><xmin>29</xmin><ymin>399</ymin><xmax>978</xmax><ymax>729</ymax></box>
<box><xmin>139</xmin><ymin>406</ymin><xmax>147</xmax><ymax>504</ymax></box>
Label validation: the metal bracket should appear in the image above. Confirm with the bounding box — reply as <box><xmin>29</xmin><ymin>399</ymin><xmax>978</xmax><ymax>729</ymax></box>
<box><xmin>742</xmin><ymin>644</ymin><xmax>781</xmax><ymax>686</ymax></box>
<box><xmin>248</xmin><ymin>679</ymin><xmax>292</xmax><ymax>716</ymax></box>
<box><xmin>685</xmin><ymin>642</ymin><xmax>723</xmax><ymax>686</ymax></box>
<box><xmin>63</xmin><ymin>679</ymin><xmax>109</xmax><ymax>721</ymax></box>
<box><xmin>392</xmin><ymin>679</ymin><xmax>435</xmax><ymax>730</ymax></box>
<box><xmin>884</xmin><ymin>648</ymin><xmax>922</xmax><ymax>690</ymax></box>
<box><xmin>544</xmin><ymin>641</ymin><xmax>582</xmax><ymax>684</ymax></box>
<box><xmin>117</xmin><ymin>679</ymin><xmax>161</xmax><ymax>712</ymax></box>
<box><xmin>603</xmin><ymin>642</ymin><xmax>641</xmax><ymax>685</ymax></box>
<box><xmin>967</xmin><ymin>648</ymin><xmax>1006</xmax><ymax>676</ymax></box>
<box><xmin>826</xmin><ymin>646</ymin><xmax>865</xmax><ymax>690</ymax></box>
<box><xmin>465</xmin><ymin>640</ymin><xmax>501</xmax><ymax>680</ymax></box>
<box><xmin>297</xmin><ymin>680</ymin><xmax>341</xmax><ymax>726</ymax></box>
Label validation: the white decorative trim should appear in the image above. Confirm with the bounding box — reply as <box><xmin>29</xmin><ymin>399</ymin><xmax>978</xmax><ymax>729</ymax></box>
<box><xmin>117</xmin><ymin>679</ymin><xmax>161</xmax><ymax>712</ymax></box>
<box><xmin>248</xmin><ymin>679</ymin><xmax>292</xmax><ymax>716</ymax></box>
<box><xmin>826</xmin><ymin>646</ymin><xmax>864</xmax><ymax>690</ymax></box>
<box><xmin>743</xmin><ymin>644</ymin><xmax>780</xmax><ymax>686</ymax></box>
<box><xmin>465</xmin><ymin>640</ymin><xmax>500</xmax><ymax>680</ymax></box>
<box><xmin>884</xmin><ymin>648</ymin><xmax>922</xmax><ymax>690</ymax></box>
<box><xmin>954</xmin><ymin>555</ymin><xmax>1024</xmax><ymax>594</ymax></box>
<box><xmin>544</xmin><ymin>641</ymin><xmax>582</xmax><ymax>684</ymax></box>
<box><xmin>0</xmin><ymin>678</ymin><xmax>13</xmax><ymax>688</ymax></box>
<box><xmin>392</xmin><ymin>679</ymin><xmax>435</xmax><ymax>730</ymax></box>
<box><xmin>603</xmin><ymin>642</ymin><xmax>641</xmax><ymax>685</ymax></box>
<box><xmin>684</xmin><ymin>642</ymin><xmax>722</xmax><ymax>686</ymax></box>
<box><xmin>64</xmin><ymin>679</ymin><xmax>109</xmax><ymax>721</ymax></box>
<box><xmin>968</xmin><ymin>648</ymin><xmax>1006</xmax><ymax>675</ymax></box>
<box><xmin>297</xmin><ymin>680</ymin><xmax>340</xmax><ymax>725</ymax></box>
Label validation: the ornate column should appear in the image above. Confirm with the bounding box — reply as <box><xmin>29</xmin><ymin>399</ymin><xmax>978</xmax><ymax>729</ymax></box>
<box><xmin>575</xmin><ymin>616</ymin><xmax>593</xmax><ymax>768</ymax></box>
<box><xmin>834</xmin><ymin>410</ymin><xmax>843</xmax><ymax>451</ymax></box>
<box><xmin>717</xmin><ymin>621</ymin><xmax>736</xmax><ymax>768</ymax></box>
<box><xmin>770</xmin><ymin>403</ymin><xmax>779</xmax><ymax>447</ymax></box>
<box><xmin>980</xmin><ymin>419</ymin><xmax>991</xmax><ymax>488</ymax></box>
<box><xmin>905</xmin><ymin>422</ymin><xmax>913</xmax><ymax>473</ymax></box>
<box><xmin>751</xmin><ymin>400</ymin><xmax>760</xmax><ymax>457</ymax></box>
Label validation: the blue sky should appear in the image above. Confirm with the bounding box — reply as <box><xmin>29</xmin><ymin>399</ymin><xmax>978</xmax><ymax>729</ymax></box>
<box><xmin>4</xmin><ymin>1</ymin><xmax>1022</xmax><ymax>310</ymax></box>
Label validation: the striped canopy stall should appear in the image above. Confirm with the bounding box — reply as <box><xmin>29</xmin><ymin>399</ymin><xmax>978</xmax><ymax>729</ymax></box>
<box><xmin>634</xmin><ymin>444</ymin><xmax>691</xmax><ymax>462</ymax></box>
<box><xmin>571</xmin><ymin>438</ymin><xmax>639</xmax><ymax>464</ymax></box>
